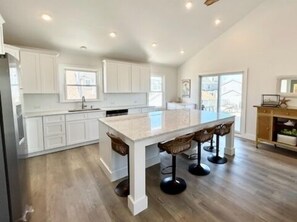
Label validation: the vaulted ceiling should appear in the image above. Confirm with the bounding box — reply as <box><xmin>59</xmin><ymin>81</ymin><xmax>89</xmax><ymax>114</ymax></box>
<box><xmin>0</xmin><ymin>0</ymin><xmax>265</xmax><ymax>66</ymax></box>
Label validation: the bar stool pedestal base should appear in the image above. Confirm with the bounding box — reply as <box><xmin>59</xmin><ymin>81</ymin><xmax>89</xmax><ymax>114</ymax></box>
<box><xmin>115</xmin><ymin>179</ymin><xmax>129</xmax><ymax>197</ymax></box>
<box><xmin>188</xmin><ymin>163</ymin><xmax>210</xmax><ymax>176</ymax></box>
<box><xmin>160</xmin><ymin>177</ymin><xmax>187</xmax><ymax>195</ymax></box>
<box><xmin>207</xmin><ymin>155</ymin><xmax>228</xmax><ymax>164</ymax></box>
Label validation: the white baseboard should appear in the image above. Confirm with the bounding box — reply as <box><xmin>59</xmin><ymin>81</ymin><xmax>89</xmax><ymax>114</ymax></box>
<box><xmin>235</xmin><ymin>133</ymin><xmax>255</xmax><ymax>141</ymax></box>
<box><xmin>25</xmin><ymin>140</ymin><xmax>99</xmax><ymax>158</ymax></box>
<box><xmin>100</xmin><ymin>155</ymin><xmax>160</xmax><ymax>182</ymax></box>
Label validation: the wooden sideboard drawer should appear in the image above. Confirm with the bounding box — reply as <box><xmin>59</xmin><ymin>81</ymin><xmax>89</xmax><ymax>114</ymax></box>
<box><xmin>273</xmin><ymin>109</ymin><xmax>297</xmax><ymax>118</ymax></box>
<box><xmin>258</xmin><ymin>107</ymin><xmax>272</xmax><ymax>114</ymax></box>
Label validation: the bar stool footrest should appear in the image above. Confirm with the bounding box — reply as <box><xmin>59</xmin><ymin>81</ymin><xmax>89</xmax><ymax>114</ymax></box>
<box><xmin>188</xmin><ymin>163</ymin><xmax>210</xmax><ymax>176</ymax></box>
<box><xmin>160</xmin><ymin>177</ymin><xmax>187</xmax><ymax>195</ymax></box>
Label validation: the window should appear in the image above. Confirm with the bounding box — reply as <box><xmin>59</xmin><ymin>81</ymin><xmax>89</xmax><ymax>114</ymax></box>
<box><xmin>149</xmin><ymin>75</ymin><xmax>164</xmax><ymax>107</ymax></box>
<box><xmin>65</xmin><ymin>69</ymin><xmax>98</xmax><ymax>100</ymax></box>
<box><xmin>199</xmin><ymin>72</ymin><xmax>246</xmax><ymax>133</ymax></box>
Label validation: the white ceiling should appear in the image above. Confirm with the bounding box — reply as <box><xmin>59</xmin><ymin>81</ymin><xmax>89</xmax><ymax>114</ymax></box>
<box><xmin>0</xmin><ymin>0</ymin><xmax>265</xmax><ymax>67</ymax></box>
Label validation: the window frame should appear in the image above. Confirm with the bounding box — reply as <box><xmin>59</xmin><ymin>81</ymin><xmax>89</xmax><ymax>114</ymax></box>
<box><xmin>148</xmin><ymin>74</ymin><xmax>165</xmax><ymax>108</ymax></box>
<box><xmin>59</xmin><ymin>64</ymin><xmax>102</xmax><ymax>103</ymax></box>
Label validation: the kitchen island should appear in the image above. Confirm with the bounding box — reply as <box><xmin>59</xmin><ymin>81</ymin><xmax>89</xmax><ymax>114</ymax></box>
<box><xmin>98</xmin><ymin>109</ymin><xmax>235</xmax><ymax>215</ymax></box>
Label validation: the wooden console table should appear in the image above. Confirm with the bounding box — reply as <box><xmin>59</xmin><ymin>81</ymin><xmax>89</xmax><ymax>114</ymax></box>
<box><xmin>254</xmin><ymin>106</ymin><xmax>297</xmax><ymax>151</ymax></box>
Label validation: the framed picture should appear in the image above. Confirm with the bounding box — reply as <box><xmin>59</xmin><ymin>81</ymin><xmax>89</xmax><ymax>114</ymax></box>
<box><xmin>182</xmin><ymin>79</ymin><xmax>191</xmax><ymax>98</ymax></box>
<box><xmin>261</xmin><ymin>94</ymin><xmax>280</xmax><ymax>107</ymax></box>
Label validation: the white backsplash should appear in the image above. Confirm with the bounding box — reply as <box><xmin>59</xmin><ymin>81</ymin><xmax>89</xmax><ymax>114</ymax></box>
<box><xmin>24</xmin><ymin>93</ymin><xmax>147</xmax><ymax>112</ymax></box>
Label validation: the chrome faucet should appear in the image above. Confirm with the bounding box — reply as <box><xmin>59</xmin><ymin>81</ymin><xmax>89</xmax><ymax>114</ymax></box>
<box><xmin>81</xmin><ymin>96</ymin><xmax>87</xmax><ymax>109</ymax></box>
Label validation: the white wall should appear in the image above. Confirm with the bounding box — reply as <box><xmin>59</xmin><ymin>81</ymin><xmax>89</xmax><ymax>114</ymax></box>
<box><xmin>151</xmin><ymin>64</ymin><xmax>178</xmax><ymax>103</ymax></box>
<box><xmin>178</xmin><ymin>0</ymin><xmax>297</xmax><ymax>140</ymax></box>
<box><xmin>24</xmin><ymin>52</ymin><xmax>178</xmax><ymax>112</ymax></box>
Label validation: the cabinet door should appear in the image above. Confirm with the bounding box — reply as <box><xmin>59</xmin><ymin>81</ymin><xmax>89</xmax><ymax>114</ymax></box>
<box><xmin>257</xmin><ymin>114</ymin><xmax>272</xmax><ymax>141</ymax></box>
<box><xmin>86</xmin><ymin>119</ymin><xmax>99</xmax><ymax>141</ymax></box>
<box><xmin>26</xmin><ymin>117</ymin><xmax>44</xmax><ymax>153</ymax></box>
<box><xmin>40</xmin><ymin>54</ymin><xmax>57</xmax><ymax>93</ymax></box>
<box><xmin>44</xmin><ymin>135</ymin><xmax>66</xmax><ymax>150</ymax></box>
<box><xmin>140</xmin><ymin>66</ymin><xmax>150</xmax><ymax>92</ymax></box>
<box><xmin>20</xmin><ymin>51</ymin><xmax>40</xmax><ymax>93</ymax></box>
<box><xmin>117</xmin><ymin>63</ymin><xmax>131</xmax><ymax>92</ymax></box>
<box><xmin>128</xmin><ymin>108</ymin><xmax>142</xmax><ymax>114</ymax></box>
<box><xmin>66</xmin><ymin>121</ymin><xmax>86</xmax><ymax>145</ymax></box>
<box><xmin>131</xmin><ymin>65</ymin><xmax>141</xmax><ymax>92</ymax></box>
<box><xmin>104</xmin><ymin>61</ymin><xmax>118</xmax><ymax>93</ymax></box>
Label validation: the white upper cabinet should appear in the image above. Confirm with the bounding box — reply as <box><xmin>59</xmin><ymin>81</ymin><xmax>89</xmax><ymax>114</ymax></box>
<box><xmin>40</xmin><ymin>54</ymin><xmax>57</xmax><ymax>93</ymax></box>
<box><xmin>117</xmin><ymin>63</ymin><xmax>131</xmax><ymax>92</ymax></box>
<box><xmin>131</xmin><ymin>64</ymin><xmax>150</xmax><ymax>92</ymax></box>
<box><xmin>103</xmin><ymin>60</ymin><xmax>150</xmax><ymax>93</ymax></box>
<box><xmin>20</xmin><ymin>51</ymin><xmax>40</xmax><ymax>93</ymax></box>
<box><xmin>104</xmin><ymin>61</ymin><xmax>118</xmax><ymax>93</ymax></box>
<box><xmin>20</xmin><ymin>49</ymin><xmax>58</xmax><ymax>94</ymax></box>
<box><xmin>0</xmin><ymin>14</ymin><xmax>5</xmax><ymax>55</ymax></box>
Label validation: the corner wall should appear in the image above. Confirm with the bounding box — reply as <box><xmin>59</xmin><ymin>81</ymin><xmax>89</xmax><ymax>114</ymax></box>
<box><xmin>177</xmin><ymin>0</ymin><xmax>297</xmax><ymax>139</ymax></box>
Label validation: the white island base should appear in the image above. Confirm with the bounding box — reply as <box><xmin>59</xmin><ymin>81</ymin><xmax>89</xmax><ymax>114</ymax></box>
<box><xmin>98</xmin><ymin>110</ymin><xmax>235</xmax><ymax>215</ymax></box>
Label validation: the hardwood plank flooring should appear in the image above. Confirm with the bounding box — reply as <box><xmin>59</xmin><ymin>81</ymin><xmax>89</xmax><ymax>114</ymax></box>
<box><xmin>27</xmin><ymin>138</ymin><xmax>297</xmax><ymax>222</ymax></box>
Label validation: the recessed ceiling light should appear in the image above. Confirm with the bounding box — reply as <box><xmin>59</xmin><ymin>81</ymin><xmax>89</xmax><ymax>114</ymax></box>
<box><xmin>152</xmin><ymin>42</ymin><xmax>157</xmax><ymax>48</ymax></box>
<box><xmin>180</xmin><ymin>50</ymin><xmax>185</xmax><ymax>55</ymax></box>
<box><xmin>80</xmin><ymin>46</ymin><xmax>87</xmax><ymax>50</ymax></box>
<box><xmin>214</xmin><ymin>19</ymin><xmax>221</xmax><ymax>26</ymax></box>
<box><xmin>185</xmin><ymin>1</ymin><xmax>193</xmax><ymax>10</ymax></box>
<box><xmin>41</xmin><ymin>14</ymin><xmax>52</xmax><ymax>21</ymax></box>
<box><xmin>109</xmin><ymin>32</ymin><xmax>117</xmax><ymax>38</ymax></box>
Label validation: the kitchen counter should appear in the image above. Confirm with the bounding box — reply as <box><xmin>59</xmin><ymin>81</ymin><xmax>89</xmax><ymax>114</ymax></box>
<box><xmin>24</xmin><ymin>109</ymin><xmax>105</xmax><ymax>118</ymax></box>
<box><xmin>24</xmin><ymin>105</ymin><xmax>156</xmax><ymax>118</ymax></box>
<box><xmin>98</xmin><ymin>109</ymin><xmax>235</xmax><ymax>215</ymax></box>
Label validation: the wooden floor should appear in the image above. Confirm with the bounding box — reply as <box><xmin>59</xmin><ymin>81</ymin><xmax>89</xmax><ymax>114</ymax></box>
<box><xmin>27</xmin><ymin>138</ymin><xmax>297</xmax><ymax>222</ymax></box>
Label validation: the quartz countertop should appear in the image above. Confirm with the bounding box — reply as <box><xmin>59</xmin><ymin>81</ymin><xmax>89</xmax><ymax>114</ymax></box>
<box><xmin>99</xmin><ymin>109</ymin><xmax>235</xmax><ymax>141</ymax></box>
<box><xmin>24</xmin><ymin>105</ymin><xmax>156</xmax><ymax>118</ymax></box>
<box><xmin>24</xmin><ymin>109</ymin><xmax>106</xmax><ymax>118</ymax></box>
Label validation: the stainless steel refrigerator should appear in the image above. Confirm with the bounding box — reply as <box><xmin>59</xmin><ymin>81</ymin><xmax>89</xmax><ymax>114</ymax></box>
<box><xmin>0</xmin><ymin>53</ymin><xmax>32</xmax><ymax>221</ymax></box>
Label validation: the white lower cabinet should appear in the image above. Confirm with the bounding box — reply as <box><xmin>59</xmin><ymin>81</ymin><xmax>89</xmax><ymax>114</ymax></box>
<box><xmin>66</xmin><ymin>111</ymin><xmax>104</xmax><ymax>146</ymax></box>
<box><xmin>26</xmin><ymin>117</ymin><xmax>44</xmax><ymax>153</ymax></box>
<box><xmin>26</xmin><ymin>111</ymin><xmax>104</xmax><ymax>156</ymax></box>
<box><xmin>66</xmin><ymin>120</ymin><xmax>87</xmax><ymax>145</ymax></box>
<box><xmin>43</xmin><ymin>115</ymin><xmax>66</xmax><ymax>150</ymax></box>
<box><xmin>86</xmin><ymin>119</ymin><xmax>99</xmax><ymax>141</ymax></box>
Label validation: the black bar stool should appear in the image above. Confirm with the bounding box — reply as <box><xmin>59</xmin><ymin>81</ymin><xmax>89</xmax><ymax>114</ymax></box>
<box><xmin>158</xmin><ymin>133</ymin><xmax>194</xmax><ymax>195</ymax></box>
<box><xmin>106</xmin><ymin>132</ymin><xmax>129</xmax><ymax>197</ymax></box>
<box><xmin>207</xmin><ymin>122</ymin><xmax>234</xmax><ymax>164</ymax></box>
<box><xmin>189</xmin><ymin>126</ymin><xmax>216</xmax><ymax>176</ymax></box>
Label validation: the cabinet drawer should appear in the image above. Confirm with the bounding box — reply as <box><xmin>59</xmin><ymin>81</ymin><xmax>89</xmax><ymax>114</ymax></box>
<box><xmin>43</xmin><ymin>115</ymin><xmax>65</xmax><ymax>124</ymax></box>
<box><xmin>44</xmin><ymin>135</ymin><xmax>66</xmax><ymax>150</ymax></box>
<box><xmin>44</xmin><ymin>122</ymin><xmax>65</xmax><ymax>136</ymax></box>
<box><xmin>129</xmin><ymin>108</ymin><xmax>142</xmax><ymax>114</ymax></box>
<box><xmin>273</xmin><ymin>109</ymin><xmax>297</xmax><ymax>117</ymax></box>
<box><xmin>258</xmin><ymin>107</ymin><xmax>272</xmax><ymax>114</ymax></box>
<box><xmin>87</xmin><ymin>111</ymin><xmax>106</xmax><ymax>119</ymax></box>
<box><xmin>66</xmin><ymin>113</ymin><xmax>87</xmax><ymax>121</ymax></box>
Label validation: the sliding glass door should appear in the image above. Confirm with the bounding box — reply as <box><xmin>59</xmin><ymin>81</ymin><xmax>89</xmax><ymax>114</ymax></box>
<box><xmin>200</xmin><ymin>72</ymin><xmax>244</xmax><ymax>133</ymax></box>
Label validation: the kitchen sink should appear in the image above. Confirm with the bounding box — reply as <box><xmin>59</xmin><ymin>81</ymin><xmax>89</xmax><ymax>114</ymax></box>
<box><xmin>68</xmin><ymin>108</ymin><xmax>101</xmax><ymax>112</ymax></box>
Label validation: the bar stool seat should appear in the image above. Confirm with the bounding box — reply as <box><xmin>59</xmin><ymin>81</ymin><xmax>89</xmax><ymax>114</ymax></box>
<box><xmin>158</xmin><ymin>133</ymin><xmax>194</xmax><ymax>195</ymax></box>
<box><xmin>207</xmin><ymin>122</ymin><xmax>234</xmax><ymax>164</ymax></box>
<box><xmin>106</xmin><ymin>132</ymin><xmax>129</xmax><ymax>197</ymax></box>
<box><xmin>189</xmin><ymin>126</ymin><xmax>216</xmax><ymax>176</ymax></box>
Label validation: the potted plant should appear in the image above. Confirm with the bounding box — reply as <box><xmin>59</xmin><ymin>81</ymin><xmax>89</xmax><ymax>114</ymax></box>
<box><xmin>277</xmin><ymin>128</ymin><xmax>297</xmax><ymax>146</ymax></box>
